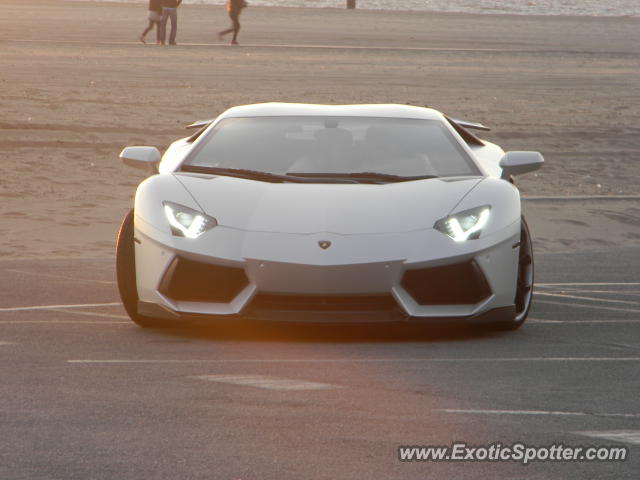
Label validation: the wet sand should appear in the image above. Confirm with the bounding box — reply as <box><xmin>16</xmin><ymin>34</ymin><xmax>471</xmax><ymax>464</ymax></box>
<box><xmin>1</xmin><ymin>0</ymin><xmax>639</xmax><ymax>257</ymax></box>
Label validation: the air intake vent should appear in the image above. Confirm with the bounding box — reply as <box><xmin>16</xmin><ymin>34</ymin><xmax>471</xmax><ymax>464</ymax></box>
<box><xmin>401</xmin><ymin>261</ymin><xmax>491</xmax><ymax>305</ymax></box>
<box><xmin>158</xmin><ymin>257</ymin><xmax>248</xmax><ymax>303</ymax></box>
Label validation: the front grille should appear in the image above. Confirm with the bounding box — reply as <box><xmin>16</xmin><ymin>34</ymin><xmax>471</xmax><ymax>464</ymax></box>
<box><xmin>249</xmin><ymin>294</ymin><xmax>399</xmax><ymax>312</ymax></box>
<box><xmin>158</xmin><ymin>256</ymin><xmax>249</xmax><ymax>303</ymax></box>
<box><xmin>401</xmin><ymin>260</ymin><xmax>491</xmax><ymax>305</ymax></box>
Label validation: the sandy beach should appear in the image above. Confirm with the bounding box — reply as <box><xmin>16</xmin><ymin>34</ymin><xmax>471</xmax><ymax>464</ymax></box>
<box><xmin>1</xmin><ymin>0</ymin><xmax>639</xmax><ymax>258</ymax></box>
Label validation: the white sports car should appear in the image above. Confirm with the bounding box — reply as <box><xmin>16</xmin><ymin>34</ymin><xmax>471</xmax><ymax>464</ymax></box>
<box><xmin>116</xmin><ymin>103</ymin><xmax>543</xmax><ymax>329</ymax></box>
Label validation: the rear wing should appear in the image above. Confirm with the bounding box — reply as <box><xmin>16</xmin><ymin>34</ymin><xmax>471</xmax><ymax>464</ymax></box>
<box><xmin>184</xmin><ymin>115</ymin><xmax>491</xmax><ymax>147</ymax></box>
<box><xmin>186</xmin><ymin>116</ymin><xmax>490</xmax><ymax>131</ymax></box>
<box><xmin>186</xmin><ymin>119</ymin><xmax>214</xmax><ymax>130</ymax></box>
<box><xmin>445</xmin><ymin>116</ymin><xmax>489</xmax><ymax>146</ymax></box>
<box><xmin>184</xmin><ymin>119</ymin><xmax>214</xmax><ymax>143</ymax></box>
<box><xmin>448</xmin><ymin>117</ymin><xmax>490</xmax><ymax>132</ymax></box>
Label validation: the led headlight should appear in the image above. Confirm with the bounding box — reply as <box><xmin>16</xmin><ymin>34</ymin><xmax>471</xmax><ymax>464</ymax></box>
<box><xmin>434</xmin><ymin>206</ymin><xmax>491</xmax><ymax>242</ymax></box>
<box><xmin>163</xmin><ymin>201</ymin><xmax>217</xmax><ymax>238</ymax></box>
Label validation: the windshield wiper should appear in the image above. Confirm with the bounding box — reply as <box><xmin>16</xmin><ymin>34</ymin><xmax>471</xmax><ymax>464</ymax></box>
<box><xmin>347</xmin><ymin>172</ymin><xmax>439</xmax><ymax>182</ymax></box>
<box><xmin>289</xmin><ymin>172</ymin><xmax>439</xmax><ymax>183</ymax></box>
<box><xmin>180</xmin><ymin>165</ymin><xmax>358</xmax><ymax>183</ymax></box>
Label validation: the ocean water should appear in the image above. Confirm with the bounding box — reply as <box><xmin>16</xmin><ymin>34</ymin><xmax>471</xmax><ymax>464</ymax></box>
<box><xmin>81</xmin><ymin>0</ymin><xmax>640</xmax><ymax>17</ymax></box>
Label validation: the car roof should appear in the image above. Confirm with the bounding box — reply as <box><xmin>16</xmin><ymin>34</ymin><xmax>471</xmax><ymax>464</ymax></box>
<box><xmin>219</xmin><ymin>102</ymin><xmax>444</xmax><ymax>120</ymax></box>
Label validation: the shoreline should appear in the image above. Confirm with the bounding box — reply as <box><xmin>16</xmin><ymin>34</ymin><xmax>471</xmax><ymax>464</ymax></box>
<box><xmin>61</xmin><ymin>0</ymin><xmax>640</xmax><ymax>19</ymax></box>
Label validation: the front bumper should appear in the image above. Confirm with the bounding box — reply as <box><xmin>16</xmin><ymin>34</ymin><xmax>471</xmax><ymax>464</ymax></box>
<box><xmin>133</xmin><ymin>216</ymin><xmax>521</xmax><ymax>324</ymax></box>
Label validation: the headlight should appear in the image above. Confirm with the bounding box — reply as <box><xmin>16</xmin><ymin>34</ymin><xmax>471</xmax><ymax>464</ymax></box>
<box><xmin>434</xmin><ymin>206</ymin><xmax>491</xmax><ymax>242</ymax></box>
<box><xmin>163</xmin><ymin>201</ymin><xmax>217</xmax><ymax>238</ymax></box>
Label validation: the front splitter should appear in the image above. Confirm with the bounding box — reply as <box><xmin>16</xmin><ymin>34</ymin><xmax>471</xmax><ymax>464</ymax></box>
<box><xmin>137</xmin><ymin>301</ymin><xmax>515</xmax><ymax>326</ymax></box>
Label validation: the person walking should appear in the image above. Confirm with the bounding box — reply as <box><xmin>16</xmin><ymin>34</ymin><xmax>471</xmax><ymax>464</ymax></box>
<box><xmin>139</xmin><ymin>0</ymin><xmax>163</xmax><ymax>44</ymax></box>
<box><xmin>218</xmin><ymin>0</ymin><xmax>248</xmax><ymax>45</ymax></box>
<box><xmin>159</xmin><ymin>0</ymin><xmax>182</xmax><ymax>46</ymax></box>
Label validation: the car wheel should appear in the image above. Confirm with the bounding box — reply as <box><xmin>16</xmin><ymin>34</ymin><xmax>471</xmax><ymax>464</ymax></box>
<box><xmin>116</xmin><ymin>209</ymin><xmax>173</xmax><ymax>328</ymax></box>
<box><xmin>492</xmin><ymin>216</ymin><xmax>534</xmax><ymax>330</ymax></box>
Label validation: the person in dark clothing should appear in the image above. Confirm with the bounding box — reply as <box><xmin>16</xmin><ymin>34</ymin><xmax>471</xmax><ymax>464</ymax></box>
<box><xmin>159</xmin><ymin>0</ymin><xmax>182</xmax><ymax>46</ymax></box>
<box><xmin>139</xmin><ymin>0</ymin><xmax>163</xmax><ymax>44</ymax></box>
<box><xmin>218</xmin><ymin>0</ymin><xmax>248</xmax><ymax>45</ymax></box>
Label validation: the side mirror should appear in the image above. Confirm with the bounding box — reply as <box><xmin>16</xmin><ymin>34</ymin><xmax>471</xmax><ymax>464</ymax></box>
<box><xmin>499</xmin><ymin>151</ymin><xmax>544</xmax><ymax>180</ymax></box>
<box><xmin>119</xmin><ymin>146</ymin><xmax>161</xmax><ymax>173</ymax></box>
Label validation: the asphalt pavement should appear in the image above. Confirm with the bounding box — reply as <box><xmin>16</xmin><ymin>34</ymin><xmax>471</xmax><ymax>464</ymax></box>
<box><xmin>0</xmin><ymin>248</ymin><xmax>638</xmax><ymax>479</ymax></box>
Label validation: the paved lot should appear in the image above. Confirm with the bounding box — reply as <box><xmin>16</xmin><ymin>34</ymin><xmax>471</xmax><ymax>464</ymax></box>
<box><xmin>1</xmin><ymin>248</ymin><xmax>638</xmax><ymax>479</ymax></box>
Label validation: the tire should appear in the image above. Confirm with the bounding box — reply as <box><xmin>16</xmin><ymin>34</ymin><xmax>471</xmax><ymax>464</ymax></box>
<box><xmin>116</xmin><ymin>209</ymin><xmax>173</xmax><ymax>328</ymax></box>
<box><xmin>492</xmin><ymin>216</ymin><xmax>534</xmax><ymax>331</ymax></box>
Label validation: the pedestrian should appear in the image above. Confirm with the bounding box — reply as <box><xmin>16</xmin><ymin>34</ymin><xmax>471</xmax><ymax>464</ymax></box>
<box><xmin>218</xmin><ymin>0</ymin><xmax>248</xmax><ymax>45</ymax></box>
<box><xmin>139</xmin><ymin>0</ymin><xmax>163</xmax><ymax>44</ymax></box>
<box><xmin>159</xmin><ymin>0</ymin><xmax>182</xmax><ymax>46</ymax></box>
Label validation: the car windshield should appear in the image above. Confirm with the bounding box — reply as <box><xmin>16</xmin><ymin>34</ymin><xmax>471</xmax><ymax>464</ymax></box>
<box><xmin>183</xmin><ymin>116</ymin><xmax>480</xmax><ymax>181</ymax></box>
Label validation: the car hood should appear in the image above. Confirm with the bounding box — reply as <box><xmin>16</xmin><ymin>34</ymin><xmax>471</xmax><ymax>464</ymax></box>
<box><xmin>174</xmin><ymin>173</ymin><xmax>482</xmax><ymax>235</ymax></box>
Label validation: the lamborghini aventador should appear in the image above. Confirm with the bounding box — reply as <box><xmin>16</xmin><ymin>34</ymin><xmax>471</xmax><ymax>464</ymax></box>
<box><xmin>116</xmin><ymin>103</ymin><xmax>543</xmax><ymax>329</ymax></box>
